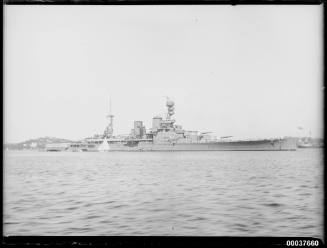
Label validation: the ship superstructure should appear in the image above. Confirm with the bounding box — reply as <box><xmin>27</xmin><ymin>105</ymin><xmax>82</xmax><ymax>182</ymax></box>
<box><xmin>67</xmin><ymin>98</ymin><xmax>297</xmax><ymax>151</ymax></box>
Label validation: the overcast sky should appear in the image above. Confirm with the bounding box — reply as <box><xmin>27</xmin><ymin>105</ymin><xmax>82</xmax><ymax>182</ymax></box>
<box><xmin>4</xmin><ymin>5</ymin><xmax>323</xmax><ymax>143</ymax></box>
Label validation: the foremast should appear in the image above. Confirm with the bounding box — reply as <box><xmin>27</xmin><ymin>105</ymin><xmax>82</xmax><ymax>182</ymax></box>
<box><xmin>103</xmin><ymin>97</ymin><xmax>114</xmax><ymax>139</ymax></box>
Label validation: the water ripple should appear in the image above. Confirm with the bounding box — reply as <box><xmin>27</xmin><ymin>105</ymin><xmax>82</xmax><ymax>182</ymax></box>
<box><xmin>3</xmin><ymin>149</ymin><xmax>324</xmax><ymax>238</ymax></box>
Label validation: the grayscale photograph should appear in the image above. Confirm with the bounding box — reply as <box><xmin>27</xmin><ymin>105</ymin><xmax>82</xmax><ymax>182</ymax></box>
<box><xmin>3</xmin><ymin>4</ymin><xmax>324</xmax><ymax>238</ymax></box>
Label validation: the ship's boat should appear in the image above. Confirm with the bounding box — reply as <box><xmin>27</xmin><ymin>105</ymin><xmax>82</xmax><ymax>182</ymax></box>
<box><xmin>72</xmin><ymin>99</ymin><xmax>297</xmax><ymax>151</ymax></box>
<box><xmin>45</xmin><ymin>143</ymin><xmax>69</xmax><ymax>152</ymax></box>
<box><xmin>298</xmin><ymin>143</ymin><xmax>313</xmax><ymax>148</ymax></box>
<box><xmin>297</xmin><ymin>137</ymin><xmax>314</xmax><ymax>148</ymax></box>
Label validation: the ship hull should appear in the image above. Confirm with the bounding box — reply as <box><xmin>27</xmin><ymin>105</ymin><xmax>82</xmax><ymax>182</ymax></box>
<box><xmin>91</xmin><ymin>138</ymin><xmax>297</xmax><ymax>151</ymax></box>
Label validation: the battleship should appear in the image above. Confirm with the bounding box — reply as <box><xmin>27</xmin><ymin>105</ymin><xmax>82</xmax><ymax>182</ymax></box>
<box><xmin>66</xmin><ymin>99</ymin><xmax>297</xmax><ymax>152</ymax></box>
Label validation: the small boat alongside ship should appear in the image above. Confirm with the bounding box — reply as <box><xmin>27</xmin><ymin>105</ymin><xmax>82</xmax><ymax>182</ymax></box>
<box><xmin>296</xmin><ymin>127</ymin><xmax>323</xmax><ymax>149</ymax></box>
<box><xmin>62</xmin><ymin>98</ymin><xmax>297</xmax><ymax>152</ymax></box>
<box><xmin>297</xmin><ymin>138</ymin><xmax>314</xmax><ymax>148</ymax></box>
<box><xmin>297</xmin><ymin>137</ymin><xmax>324</xmax><ymax>148</ymax></box>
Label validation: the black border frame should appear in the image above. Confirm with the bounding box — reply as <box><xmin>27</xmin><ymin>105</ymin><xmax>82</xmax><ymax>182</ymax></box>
<box><xmin>3</xmin><ymin>0</ymin><xmax>326</xmax><ymax>4</ymax></box>
<box><xmin>1</xmin><ymin>1</ymin><xmax>325</xmax><ymax>247</ymax></box>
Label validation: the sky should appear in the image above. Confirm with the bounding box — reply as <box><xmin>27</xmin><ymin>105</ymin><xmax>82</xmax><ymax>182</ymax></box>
<box><xmin>4</xmin><ymin>5</ymin><xmax>324</xmax><ymax>143</ymax></box>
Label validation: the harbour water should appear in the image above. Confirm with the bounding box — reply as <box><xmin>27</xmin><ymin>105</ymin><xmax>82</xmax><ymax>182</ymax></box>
<box><xmin>3</xmin><ymin>149</ymin><xmax>324</xmax><ymax>238</ymax></box>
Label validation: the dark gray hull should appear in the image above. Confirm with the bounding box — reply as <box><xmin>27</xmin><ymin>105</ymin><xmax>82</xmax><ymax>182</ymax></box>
<box><xmin>102</xmin><ymin>138</ymin><xmax>297</xmax><ymax>151</ymax></box>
